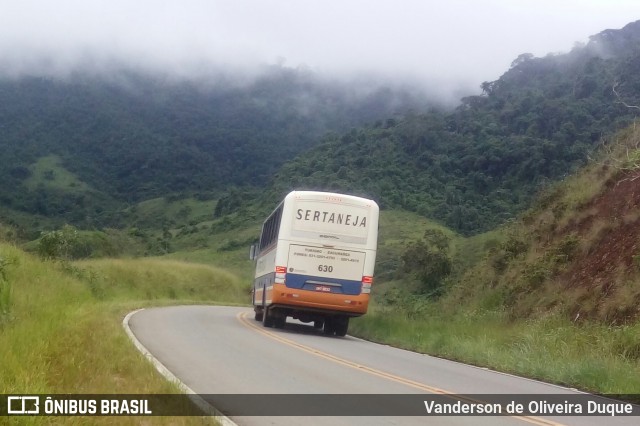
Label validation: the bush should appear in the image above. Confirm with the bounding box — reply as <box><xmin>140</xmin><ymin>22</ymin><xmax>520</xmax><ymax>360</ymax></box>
<box><xmin>37</xmin><ymin>226</ymin><xmax>118</xmax><ymax>260</ymax></box>
<box><xmin>0</xmin><ymin>255</ymin><xmax>16</xmax><ymax>325</ymax></box>
<box><xmin>401</xmin><ymin>229</ymin><xmax>452</xmax><ymax>296</ymax></box>
<box><xmin>37</xmin><ymin>225</ymin><xmax>79</xmax><ymax>260</ymax></box>
<box><xmin>490</xmin><ymin>235</ymin><xmax>529</xmax><ymax>274</ymax></box>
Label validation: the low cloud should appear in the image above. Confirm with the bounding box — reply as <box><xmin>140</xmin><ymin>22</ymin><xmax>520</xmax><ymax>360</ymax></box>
<box><xmin>0</xmin><ymin>0</ymin><xmax>638</xmax><ymax>98</ymax></box>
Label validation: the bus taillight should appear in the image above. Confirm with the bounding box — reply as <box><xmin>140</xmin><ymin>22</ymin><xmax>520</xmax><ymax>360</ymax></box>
<box><xmin>361</xmin><ymin>276</ymin><xmax>373</xmax><ymax>294</ymax></box>
<box><xmin>275</xmin><ymin>266</ymin><xmax>287</xmax><ymax>284</ymax></box>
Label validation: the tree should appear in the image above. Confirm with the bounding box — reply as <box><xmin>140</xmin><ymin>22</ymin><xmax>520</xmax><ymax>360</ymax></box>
<box><xmin>401</xmin><ymin>229</ymin><xmax>452</xmax><ymax>295</ymax></box>
<box><xmin>510</xmin><ymin>53</ymin><xmax>534</xmax><ymax>69</ymax></box>
<box><xmin>481</xmin><ymin>81</ymin><xmax>496</xmax><ymax>95</ymax></box>
<box><xmin>37</xmin><ymin>225</ymin><xmax>79</xmax><ymax>260</ymax></box>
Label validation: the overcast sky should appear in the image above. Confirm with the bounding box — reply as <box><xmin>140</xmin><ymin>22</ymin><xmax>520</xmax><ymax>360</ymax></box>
<box><xmin>1</xmin><ymin>0</ymin><xmax>639</xmax><ymax>95</ymax></box>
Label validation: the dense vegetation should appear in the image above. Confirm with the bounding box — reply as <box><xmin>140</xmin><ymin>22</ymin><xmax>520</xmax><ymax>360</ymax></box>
<box><xmin>268</xmin><ymin>21</ymin><xmax>640</xmax><ymax>234</ymax></box>
<box><xmin>348</xmin><ymin>123</ymin><xmax>640</xmax><ymax>395</ymax></box>
<box><xmin>0</xmin><ymin>22</ymin><xmax>639</xmax><ymax>238</ymax></box>
<box><xmin>2</xmin><ymin>19</ymin><xmax>640</xmax><ymax>300</ymax></box>
<box><xmin>0</xmin><ymin>66</ymin><xmax>429</xmax><ymax>233</ymax></box>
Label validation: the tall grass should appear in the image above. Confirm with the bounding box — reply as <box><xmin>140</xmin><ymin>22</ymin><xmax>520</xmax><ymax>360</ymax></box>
<box><xmin>350</xmin><ymin>304</ymin><xmax>640</xmax><ymax>394</ymax></box>
<box><xmin>0</xmin><ymin>255</ymin><xmax>13</xmax><ymax>325</ymax></box>
<box><xmin>0</xmin><ymin>242</ymin><xmax>241</xmax><ymax>425</ymax></box>
<box><xmin>72</xmin><ymin>258</ymin><xmax>247</xmax><ymax>303</ymax></box>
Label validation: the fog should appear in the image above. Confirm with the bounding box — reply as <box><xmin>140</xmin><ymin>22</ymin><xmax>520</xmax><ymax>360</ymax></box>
<box><xmin>1</xmin><ymin>0</ymin><xmax>639</xmax><ymax>98</ymax></box>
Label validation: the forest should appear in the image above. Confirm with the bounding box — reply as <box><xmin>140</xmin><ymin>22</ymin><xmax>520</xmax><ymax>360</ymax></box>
<box><xmin>0</xmin><ymin>67</ymin><xmax>428</xmax><ymax>233</ymax></box>
<box><xmin>267</xmin><ymin>21</ymin><xmax>640</xmax><ymax>233</ymax></box>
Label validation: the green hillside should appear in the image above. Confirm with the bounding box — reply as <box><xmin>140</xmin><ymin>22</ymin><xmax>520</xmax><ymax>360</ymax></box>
<box><xmin>349</xmin><ymin>123</ymin><xmax>640</xmax><ymax>394</ymax></box>
<box><xmin>2</xmin><ymin>22</ymin><xmax>640</xmax><ymax>239</ymax></box>
<box><xmin>3</xmin><ymin>121</ymin><xmax>639</xmax><ymax>399</ymax></box>
<box><xmin>446</xmin><ymin>124</ymin><xmax>640</xmax><ymax>324</ymax></box>
<box><xmin>267</xmin><ymin>21</ymin><xmax>640</xmax><ymax>234</ymax></box>
<box><xmin>0</xmin><ymin>67</ymin><xmax>429</xmax><ymax>232</ymax></box>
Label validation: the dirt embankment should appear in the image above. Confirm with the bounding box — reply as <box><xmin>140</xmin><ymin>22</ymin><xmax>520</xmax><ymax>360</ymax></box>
<box><xmin>561</xmin><ymin>169</ymin><xmax>640</xmax><ymax>322</ymax></box>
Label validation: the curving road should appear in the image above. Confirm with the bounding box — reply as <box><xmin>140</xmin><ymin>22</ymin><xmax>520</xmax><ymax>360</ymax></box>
<box><xmin>127</xmin><ymin>305</ymin><xmax>637</xmax><ymax>426</ymax></box>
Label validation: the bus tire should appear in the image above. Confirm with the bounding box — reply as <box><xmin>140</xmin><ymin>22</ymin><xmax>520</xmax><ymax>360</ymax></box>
<box><xmin>261</xmin><ymin>284</ymin><xmax>274</xmax><ymax>327</ymax></box>
<box><xmin>254</xmin><ymin>309</ymin><xmax>263</xmax><ymax>322</ymax></box>
<box><xmin>334</xmin><ymin>316</ymin><xmax>349</xmax><ymax>337</ymax></box>
<box><xmin>263</xmin><ymin>307</ymin><xmax>275</xmax><ymax>328</ymax></box>
<box><xmin>323</xmin><ymin>318</ymin><xmax>335</xmax><ymax>335</ymax></box>
<box><xmin>274</xmin><ymin>314</ymin><xmax>286</xmax><ymax>329</ymax></box>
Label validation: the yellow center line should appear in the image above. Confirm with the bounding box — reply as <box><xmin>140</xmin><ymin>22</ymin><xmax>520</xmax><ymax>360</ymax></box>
<box><xmin>237</xmin><ymin>311</ymin><xmax>565</xmax><ymax>426</ymax></box>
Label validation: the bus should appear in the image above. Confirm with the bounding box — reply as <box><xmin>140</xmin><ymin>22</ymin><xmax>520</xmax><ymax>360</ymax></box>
<box><xmin>250</xmin><ymin>190</ymin><xmax>379</xmax><ymax>336</ymax></box>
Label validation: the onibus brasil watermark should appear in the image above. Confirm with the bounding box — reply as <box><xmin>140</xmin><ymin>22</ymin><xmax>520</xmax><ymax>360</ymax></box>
<box><xmin>2</xmin><ymin>394</ymin><xmax>639</xmax><ymax>417</ymax></box>
<box><xmin>6</xmin><ymin>396</ymin><xmax>152</xmax><ymax>416</ymax></box>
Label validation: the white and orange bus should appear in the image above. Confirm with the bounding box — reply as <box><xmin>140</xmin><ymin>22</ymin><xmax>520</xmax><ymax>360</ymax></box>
<box><xmin>250</xmin><ymin>190</ymin><xmax>379</xmax><ymax>336</ymax></box>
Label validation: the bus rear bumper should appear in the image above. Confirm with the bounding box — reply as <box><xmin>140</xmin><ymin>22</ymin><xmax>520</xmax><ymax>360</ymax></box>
<box><xmin>270</xmin><ymin>283</ymin><xmax>369</xmax><ymax>316</ymax></box>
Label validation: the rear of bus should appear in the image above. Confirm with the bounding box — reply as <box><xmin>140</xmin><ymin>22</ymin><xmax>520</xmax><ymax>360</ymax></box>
<box><xmin>257</xmin><ymin>191</ymin><xmax>379</xmax><ymax>336</ymax></box>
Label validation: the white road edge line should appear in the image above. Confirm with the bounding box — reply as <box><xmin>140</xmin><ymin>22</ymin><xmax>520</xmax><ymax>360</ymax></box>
<box><xmin>122</xmin><ymin>308</ymin><xmax>238</xmax><ymax>426</ymax></box>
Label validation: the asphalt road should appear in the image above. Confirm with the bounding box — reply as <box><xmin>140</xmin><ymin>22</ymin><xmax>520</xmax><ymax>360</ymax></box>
<box><xmin>127</xmin><ymin>305</ymin><xmax>637</xmax><ymax>426</ymax></box>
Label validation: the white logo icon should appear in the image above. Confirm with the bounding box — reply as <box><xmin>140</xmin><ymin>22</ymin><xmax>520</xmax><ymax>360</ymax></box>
<box><xmin>7</xmin><ymin>396</ymin><xmax>40</xmax><ymax>414</ymax></box>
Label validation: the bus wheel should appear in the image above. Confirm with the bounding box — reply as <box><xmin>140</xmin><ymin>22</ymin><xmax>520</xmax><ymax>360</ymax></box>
<box><xmin>274</xmin><ymin>314</ymin><xmax>286</xmax><ymax>329</ymax></box>
<box><xmin>261</xmin><ymin>284</ymin><xmax>274</xmax><ymax>327</ymax></box>
<box><xmin>263</xmin><ymin>307</ymin><xmax>275</xmax><ymax>328</ymax></box>
<box><xmin>313</xmin><ymin>320</ymin><xmax>324</xmax><ymax>329</ymax></box>
<box><xmin>323</xmin><ymin>318</ymin><xmax>335</xmax><ymax>335</ymax></box>
<box><xmin>254</xmin><ymin>309</ymin><xmax>263</xmax><ymax>322</ymax></box>
<box><xmin>334</xmin><ymin>316</ymin><xmax>349</xmax><ymax>337</ymax></box>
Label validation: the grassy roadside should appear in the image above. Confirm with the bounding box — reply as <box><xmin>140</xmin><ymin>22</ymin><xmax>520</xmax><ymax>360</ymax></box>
<box><xmin>350</xmin><ymin>293</ymin><xmax>640</xmax><ymax>396</ymax></box>
<box><xmin>0</xmin><ymin>242</ymin><xmax>248</xmax><ymax>425</ymax></box>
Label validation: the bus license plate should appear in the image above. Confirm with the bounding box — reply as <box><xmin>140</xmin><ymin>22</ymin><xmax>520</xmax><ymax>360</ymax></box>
<box><xmin>315</xmin><ymin>285</ymin><xmax>332</xmax><ymax>292</ymax></box>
